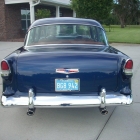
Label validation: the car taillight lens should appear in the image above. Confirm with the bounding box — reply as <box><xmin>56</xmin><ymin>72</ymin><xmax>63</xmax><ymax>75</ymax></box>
<box><xmin>1</xmin><ymin>61</ymin><xmax>9</xmax><ymax>70</ymax></box>
<box><xmin>1</xmin><ymin>60</ymin><xmax>10</xmax><ymax>76</ymax></box>
<box><xmin>125</xmin><ymin>60</ymin><xmax>133</xmax><ymax>69</ymax></box>
<box><xmin>124</xmin><ymin>59</ymin><xmax>133</xmax><ymax>76</ymax></box>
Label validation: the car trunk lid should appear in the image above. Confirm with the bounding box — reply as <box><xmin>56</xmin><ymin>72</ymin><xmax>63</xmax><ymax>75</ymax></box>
<box><xmin>17</xmin><ymin>50</ymin><xmax>119</xmax><ymax>94</ymax></box>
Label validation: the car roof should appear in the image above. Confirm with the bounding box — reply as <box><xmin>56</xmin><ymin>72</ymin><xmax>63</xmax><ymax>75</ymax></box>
<box><xmin>29</xmin><ymin>17</ymin><xmax>103</xmax><ymax>30</ymax></box>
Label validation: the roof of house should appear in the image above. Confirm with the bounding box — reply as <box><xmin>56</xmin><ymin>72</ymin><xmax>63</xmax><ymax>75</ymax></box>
<box><xmin>41</xmin><ymin>0</ymin><xmax>71</xmax><ymax>7</ymax></box>
<box><xmin>44</xmin><ymin>0</ymin><xmax>70</xmax><ymax>5</ymax></box>
<box><xmin>5</xmin><ymin>0</ymin><xmax>71</xmax><ymax>6</ymax></box>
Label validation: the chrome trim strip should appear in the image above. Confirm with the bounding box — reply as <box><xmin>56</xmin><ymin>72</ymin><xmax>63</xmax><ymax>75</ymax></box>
<box><xmin>25</xmin><ymin>44</ymin><xmax>105</xmax><ymax>48</ymax></box>
<box><xmin>1</xmin><ymin>94</ymin><xmax>133</xmax><ymax>108</ymax></box>
<box><xmin>56</xmin><ymin>69</ymin><xmax>79</xmax><ymax>74</ymax></box>
<box><xmin>29</xmin><ymin>23</ymin><xmax>105</xmax><ymax>31</ymax></box>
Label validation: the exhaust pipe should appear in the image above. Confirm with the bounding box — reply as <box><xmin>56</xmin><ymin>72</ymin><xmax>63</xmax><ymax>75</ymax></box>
<box><xmin>99</xmin><ymin>88</ymin><xmax>108</xmax><ymax>115</ymax></box>
<box><xmin>27</xmin><ymin>108</ymin><xmax>35</xmax><ymax>116</ymax></box>
<box><xmin>27</xmin><ymin>89</ymin><xmax>35</xmax><ymax>116</ymax></box>
<box><xmin>99</xmin><ymin>107</ymin><xmax>108</xmax><ymax>115</ymax></box>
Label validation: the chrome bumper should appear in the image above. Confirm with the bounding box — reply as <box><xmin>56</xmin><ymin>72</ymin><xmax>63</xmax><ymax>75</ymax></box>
<box><xmin>1</xmin><ymin>93</ymin><xmax>133</xmax><ymax>108</ymax></box>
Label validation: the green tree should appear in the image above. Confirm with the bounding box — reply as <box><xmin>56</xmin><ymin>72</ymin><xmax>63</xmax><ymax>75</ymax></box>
<box><xmin>35</xmin><ymin>9</ymin><xmax>51</xmax><ymax>19</ymax></box>
<box><xmin>104</xmin><ymin>14</ymin><xmax>114</xmax><ymax>32</ymax></box>
<box><xmin>113</xmin><ymin>0</ymin><xmax>140</xmax><ymax>28</ymax></box>
<box><xmin>71</xmin><ymin>0</ymin><xmax>113</xmax><ymax>21</ymax></box>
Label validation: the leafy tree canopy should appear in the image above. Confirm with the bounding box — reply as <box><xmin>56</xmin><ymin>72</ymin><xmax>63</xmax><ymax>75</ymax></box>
<box><xmin>35</xmin><ymin>9</ymin><xmax>51</xmax><ymax>19</ymax></box>
<box><xmin>71</xmin><ymin>0</ymin><xmax>113</xmax><ymax>21</ymax></box>
<box><xmin>113</xmin><ymin>0</ymin><xmax>140</xmax><ymax>28</ymax></box>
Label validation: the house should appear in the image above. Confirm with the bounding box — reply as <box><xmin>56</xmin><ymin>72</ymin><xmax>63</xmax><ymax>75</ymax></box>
<box><xmin>0</xmin><ymin>0</ymin><xmax>75</xmax><ymax>41</ymax></box>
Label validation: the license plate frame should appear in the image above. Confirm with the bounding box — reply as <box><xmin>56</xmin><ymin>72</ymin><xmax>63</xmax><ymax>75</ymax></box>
<box><xmin>55</xmin><ymin>78</ymin><xmax>80</xmax><ymax>92</ymax></box>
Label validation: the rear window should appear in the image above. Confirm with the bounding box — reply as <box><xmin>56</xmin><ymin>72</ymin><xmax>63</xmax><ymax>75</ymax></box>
<box><xmin>26</xmin><ymin>24</ymin><xmax>108</xmax><ymax>46</ymax></box>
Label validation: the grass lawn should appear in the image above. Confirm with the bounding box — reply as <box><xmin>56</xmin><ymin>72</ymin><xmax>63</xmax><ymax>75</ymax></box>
<box><xmin>103</xmin><ymin>25</ymin><xmax>140</xmax><ymax>44</ymax></box>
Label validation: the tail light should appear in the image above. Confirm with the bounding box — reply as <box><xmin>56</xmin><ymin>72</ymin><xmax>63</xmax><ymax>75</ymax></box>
<box><xmin>1</xmin><ymin>60</ymin><xmax>11</xmax><ymax>76</ymax></box>
<box><xmin>123</xmin><ymin>59</ymin><xmax>133</xmax><ymax>76</ymax></box>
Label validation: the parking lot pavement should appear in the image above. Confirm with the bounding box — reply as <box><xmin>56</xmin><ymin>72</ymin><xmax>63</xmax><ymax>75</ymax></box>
<box><xmin>0</xmin><ymin>42</ymin><xmax>23</xmax><ymax>60</ymax></box>
<box><xmin>0</xmin><ymin>42</ymin><xmax>140</xmax><ymax>140</ymax></box>
<box><xmin>98</xmin><ymin>104</ymin><xmax>140</xmax><ymax>140</ymax></box>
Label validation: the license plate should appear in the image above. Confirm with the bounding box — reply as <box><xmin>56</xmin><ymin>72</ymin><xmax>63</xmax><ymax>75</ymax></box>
<box><xmin>55</xmin><ymin>79</ymin><xmax>80</xmax><ymax>92</ymax></box>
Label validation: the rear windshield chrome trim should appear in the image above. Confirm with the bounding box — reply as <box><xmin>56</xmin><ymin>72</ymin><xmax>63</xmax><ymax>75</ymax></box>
<box><xmin>24</xmin><ymin>44</ymin><xmax>106</xmax><ymax>49</ymax></box>
<box><xmin>29</xmin><ymin>23</ymin><xmax>105</xmax><ymax>31</ymax></box>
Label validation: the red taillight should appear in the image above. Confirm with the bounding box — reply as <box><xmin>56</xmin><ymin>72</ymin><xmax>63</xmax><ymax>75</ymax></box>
<box><xmin>125</xmin><ymin>60</ymin><xmax>133</xmax><ymax>69</ymax></box>
<box><xmin>124</xmin><ymin>59</ymin><xmax>133</xmax><ymax>76</ymax></box>
<box><xmin>1</xmin><ymin>61</ymin><xmax>9</xmax><ymax>70</ymax></box>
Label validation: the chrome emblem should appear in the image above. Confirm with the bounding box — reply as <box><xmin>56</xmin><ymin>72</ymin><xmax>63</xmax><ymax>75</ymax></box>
<box><xmin>56</xmin><ymin>69</ymin><xmax>79</xmax><ymax>74</ymax></box>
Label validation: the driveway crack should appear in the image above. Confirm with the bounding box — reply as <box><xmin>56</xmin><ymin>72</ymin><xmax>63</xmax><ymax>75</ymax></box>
<box><xmin>95</xmin><ymin>107</ymin><xmax>116</xmax><ymax>140</ymax></box>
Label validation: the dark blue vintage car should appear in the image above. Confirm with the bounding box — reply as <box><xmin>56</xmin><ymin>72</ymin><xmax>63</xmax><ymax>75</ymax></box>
<box><xmin>1</xmin><ymin>17</ymin><xmax>133</xmax><ymax>116</ymax></box>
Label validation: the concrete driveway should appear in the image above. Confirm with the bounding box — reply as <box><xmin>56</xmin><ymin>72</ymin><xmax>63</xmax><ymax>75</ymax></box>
<box><xmin>0</xmin><ymin>42</ymin><xmax>140</xmax><ymax>140</ymax></box>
